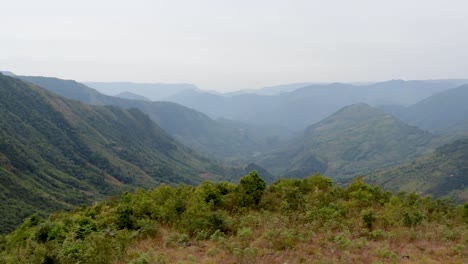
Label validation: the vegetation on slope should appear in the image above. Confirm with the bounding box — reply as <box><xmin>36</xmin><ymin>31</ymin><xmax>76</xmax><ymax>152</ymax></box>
<box><xmin>258</xmin><ymin>103</ymin><xmax>434</xmax><ymax>179</ymax></box>
<box><xmin>17</xmin><ymin>76</ymin><xmax>269</xmax><ymax>160</ymax></box>
<box><xmin>1</xmin><ymin>173</ymin><xmax>467</xmax><ymax>263</ymax></box>
<box><xmin>0</xmin><ymin>74</ymin><xmax>219</xmax><ymax>233</ymax></box>
<box><xmin>366</xmin><ymin>136</ymin><xmax>468</xmax><ymax>202</ymax></box>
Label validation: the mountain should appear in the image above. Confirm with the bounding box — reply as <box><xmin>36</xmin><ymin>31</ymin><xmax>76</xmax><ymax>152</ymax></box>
<box><xmin>115</xmin><ymin>91</ymin><xmax>151</xmax><ymax>101</ymax></box>
<box><xmin>17</xmin><ymin>76</ymin><xmax>266</xmax><ymax>160</ymax></box>
<box><xmin>0</xmin><ymin>73</ymin><xmax>219</xmax><ymax>233</ymax></box>
<box><xmin>366</xmin><ymin>137</ymin><xmax>468</xmax><ymax>201</ymax></box>
<box><xmin>257</xmin><ymin>103</ymin><xmax>435</xmax><ymax>179</ymax></box>
<box><xmin>393</xmin><ymin>84</ymin><xmax>468</xmax><ymax>135</ymax></box>
<box><xmin>84</xmin><ymin>82</ymin><xmax>198</xmax><ymax>101</ymax></box>
<box><xmin>166</xmin><ymin>80</ymin><xmax>463</xmax><ymax>131</ymax></box>
<box><xmin>0</xmin><ymin>71</ymin><xmax>16</xmax><ymax>76</ymax></box>
<box><xmin>226</xmin><ymin>82</ymin><xmax>314</xmax><ymax>96</ymax></box>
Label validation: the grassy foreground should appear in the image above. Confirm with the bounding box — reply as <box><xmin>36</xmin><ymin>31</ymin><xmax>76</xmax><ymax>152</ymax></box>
<box><xmin>1</xmin><ymin>172</ymin><xmax>467</xmax><ymax>263</ymax></box>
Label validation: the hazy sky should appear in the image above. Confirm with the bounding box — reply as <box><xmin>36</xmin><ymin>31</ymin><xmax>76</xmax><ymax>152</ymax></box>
<box><xmin>2</xmin><ymin>0</ymin><xmax>468</xmax><ymax>91</ymax></box>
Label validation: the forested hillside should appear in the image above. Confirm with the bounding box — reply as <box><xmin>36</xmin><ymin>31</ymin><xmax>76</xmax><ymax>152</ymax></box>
<box><xmin>366</xmin><ymin>137</ymin><xmax>468</xmax><ymax>202</ymax></box>
<box><xmin>258</xmin><ymin>104</ymin><xmax>435</xmax><ymax>179</ymax></box>
<box><xmin>17</xmin><ymin>76</ymin><xmax>269</xmax><ymax>159</ymax></box>
<box><xmin>0</xmin><ymin>74</ymin><xmax>219</xmax><ymax>232</ymax></box>
<box><xmin>1</xmin><ymin>173</ymin><xmax>466</xmax><ymax>263</ymax></box>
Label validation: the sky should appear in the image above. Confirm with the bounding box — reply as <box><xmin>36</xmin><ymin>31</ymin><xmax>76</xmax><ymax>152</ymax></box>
<box><xmin>1</xmin><ymin>0</ymin><xmax>468</xmax><ymax>92</ymax></box>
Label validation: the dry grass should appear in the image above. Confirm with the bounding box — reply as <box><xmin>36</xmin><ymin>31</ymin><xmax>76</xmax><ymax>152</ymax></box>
<box><xmin>120</xmin><ymin>219</ymin><xmax>467</xmax><ymax>264</ymax></box>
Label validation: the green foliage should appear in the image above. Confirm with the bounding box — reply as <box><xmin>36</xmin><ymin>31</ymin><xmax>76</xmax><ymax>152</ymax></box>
<box><xmin>362</xmin><ymin>209</ymin><xmax>377</xmax><ymax>229</ymax></box>
<box><xmin>18</xmin><ymin>75</ymin><xmax>274</xmax><ymax>161</ymax></box>
<box><xmin>1</xmin><ymin>173</ymin><xmax>467</xmax><ymax>263</ymax></box>
<box><xmin>0</xmin><ymin>74</ymin><xmax>227</xmax><ymax>233</ymax></box>
<box><xmin>366</xmin><ymin>136</ymin><xmax>468</xmax><ymax>202</ymax></box>
<box><xmin>258</xmin><ymin>103</ymin><xmax>434</xmax><ymax>179</ymax></box>
<box><xmin>237</xmin><ymin>171</ymin><xmax>266</xmax><ymax>208</ymax></box>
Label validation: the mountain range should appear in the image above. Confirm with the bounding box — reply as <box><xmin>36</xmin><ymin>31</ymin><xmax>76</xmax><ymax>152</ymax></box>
<box><xmin>17</xmin><ymin>76</ymin><xmax>269</xmax><ymax>160</ymax></box>
<box><xmin>165</xmin><ymin>80</ymin><xmax>467</xmax><ymax>130</ymax></box>
<box><xmin>84</xmin><ymin>82</ymin><xmax>198</xmax><ymax>101</ymax></box>
<box><xmin>3</xmin><ymin>70</ymin><xmax>468</xmax><ymax>232</ymax></box>
<box><xmin>0</xmin><ymin>73</ymin><xmax>222</xmax><ymax>232</ymax></box>
<box><xmin>387</xmin><ymin>84</ymin><xmax>468</xmax><ymax>135</ymax></box>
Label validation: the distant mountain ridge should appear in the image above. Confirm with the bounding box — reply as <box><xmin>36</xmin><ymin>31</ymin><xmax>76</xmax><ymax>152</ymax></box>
<box><xmin>0</xmin><ymin>71</ymin><xmax>16</xmax><ymax>76</ymax></box>
<box><xmin>115</xmin><ymin>91</ymin><xmax>151</xmax><ymax>101</ymax></box>
<box><xmin>84</xmin><ymin>82</ymin><xmax>198</xmax><ymax>101</ymax></box>
<box><xmin>17</xmin><ymin>76</ymin><xmax>268</xmax><ymax>159</ymax></box>
<box><xmin>390</xmin><ymin>84</ymin><xmax>468</xmax><ymax>135</ymax></box>
<box><xmin>166</xmin><ymin>80</ymin><xmax>465</xmax><ymax>131</ymax></box>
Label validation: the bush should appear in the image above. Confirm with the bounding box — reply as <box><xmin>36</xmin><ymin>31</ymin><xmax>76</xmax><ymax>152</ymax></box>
<box><xmin>362</xmin><ymin>209</ymin><xmax>377</xmax><ymax>229</ymax></box>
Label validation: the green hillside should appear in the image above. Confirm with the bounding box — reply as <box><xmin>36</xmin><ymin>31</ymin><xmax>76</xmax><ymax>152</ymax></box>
<box><xmin>17</xmin><ymin>76</ymin><xmax>266</xmax><ymax>160</ymax></box>
<box><xmin>0</xmin><ymin>74</ymin><xmax>218</xmax><ymax>233</ymax></box>
<box><xmin>258</xmin><ymin>103</ymin><xmax>434</xmax><ymax>179</ymax></box>
<box><xmin>1</xmin><ymin>173</ymin><xmax>466</xmax><ymax>263</ymax></box>
<box><xmin>366</xmin><ymin>137</ymin><xmax>468</xmax><ymax>202</ymax></box>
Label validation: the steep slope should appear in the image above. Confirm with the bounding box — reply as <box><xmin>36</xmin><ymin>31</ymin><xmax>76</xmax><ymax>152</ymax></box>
<box><xmin>258</xmin><ymin>104</ymin><xmax>434</xmax><ymax>178</ymax></box>
<box><xmin>366</xmin><ymin>137</ymin><xmax>468</xmax><ymax>201</ymax></box>
<box><xmin>17</xmin><ymin>76</ymin><xmax>265</xmax><ymax>159</ymax></box>
<box><xmin>0</xmin><ymin>73</ymin><xmax>216</xmax><ymax>232</ymax></box>
<box><xmin>395</xmin><ymin>84</ymin><xmax>468</xmax><ymax>134</ymax></box>
<box><xmin>166</xmin><ymin>80</ymin><xmax>461</xmax><ymax>131</ymax></box>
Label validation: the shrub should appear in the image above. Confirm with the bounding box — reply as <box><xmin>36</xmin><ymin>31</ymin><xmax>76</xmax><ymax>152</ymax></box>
<box><xmin>362</xmin><ymin>209</ymin><xmax>377</xmax><ymax>229</ymax></box>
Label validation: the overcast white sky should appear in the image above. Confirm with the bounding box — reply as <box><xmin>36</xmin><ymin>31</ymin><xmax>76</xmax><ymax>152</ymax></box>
<box><xmin>1</xmin><ymin>0</ymin><xmax>468</xmax><ymax>91</ymax></box>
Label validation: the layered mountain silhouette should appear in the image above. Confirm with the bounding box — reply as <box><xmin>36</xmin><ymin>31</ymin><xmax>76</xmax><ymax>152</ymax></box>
<box><xmin>17</xmin><ymin>76</ymin><xmax>267</xmax><ymax>159</ymax></box>
<box><xmin>389</xmin><ymin>84</ymin><xmax>468</xmax><ymax>135</ymax></box>
<box><xmin>166</xmin><ymin>80</ymin><xmax>465</xmax><ymax>130</ymax></box>
<box><xmin>84</xmin><ymin>82</ymin><xmax>198</xmax><ymax>101</ymax></box>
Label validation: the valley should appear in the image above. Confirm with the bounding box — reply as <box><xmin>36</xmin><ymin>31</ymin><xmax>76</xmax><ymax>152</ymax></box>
<box><xmin>1</xmin><ymin>72</ymin><xmax>468</xmax><ymax>262</ymax></box>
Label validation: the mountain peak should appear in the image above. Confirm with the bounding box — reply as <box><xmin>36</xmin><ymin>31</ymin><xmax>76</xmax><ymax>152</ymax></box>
<box><xmin>0</xmin><ymin>71</ymin><xmax>16</xmax><ymax>76</ymax></box>
<box><xmin>306</xmin><ymin>103</ymin><xmax>387</xmax><ymax>133</ymax></box>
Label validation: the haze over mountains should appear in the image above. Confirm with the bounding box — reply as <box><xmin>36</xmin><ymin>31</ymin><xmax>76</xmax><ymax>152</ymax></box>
<box><xmin>165</xmin><ymin>80</ymin><xmax>468</xmax><ymax>130</ymax></box>
<box><xmin>18</xmin><ymin>76</ymin><xmax>269</xmax><ymax>160</ymax></box>
<box><xmin>2</xmin><ymin>70</ymin><xmax>468</xmax><ymax>234</ymax></box>
<box><xmin>84</xmin><ymin>82</ymin><xmax>199</xmax><ymax>101</ymax></box>
<box><xmin>390</xmin><ymin>84</ymin><xmax>468</xmax><ymax>135</ymax></box>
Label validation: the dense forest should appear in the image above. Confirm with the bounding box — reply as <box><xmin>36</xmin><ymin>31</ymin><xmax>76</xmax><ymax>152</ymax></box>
<box><xmin>1</xmin><ymin>172</ymin><xmax>467</xmax><ymax>263</ymax></box>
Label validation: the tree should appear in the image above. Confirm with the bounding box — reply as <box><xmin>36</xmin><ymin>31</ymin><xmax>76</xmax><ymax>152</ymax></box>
<box><xmin>237</xmin><ymin>171</ymin><xmax>266</xmax><ymax>208</ymax></box>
